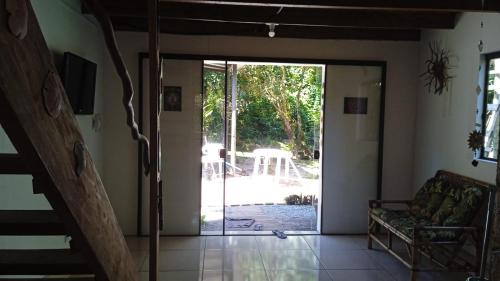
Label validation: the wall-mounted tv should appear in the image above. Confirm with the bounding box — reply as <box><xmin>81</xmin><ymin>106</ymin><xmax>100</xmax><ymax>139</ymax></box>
<box><xmin>62</xmin><ymin>52</ymin><xmax>97</xmax><ymax>115</ymax></box>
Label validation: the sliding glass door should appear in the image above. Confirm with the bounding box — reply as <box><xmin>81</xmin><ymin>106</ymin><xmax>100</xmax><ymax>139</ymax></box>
<box><xmin>201</xmin><ymin>60</ymin><xmax>325</xmax><ymax>235</ymax></box>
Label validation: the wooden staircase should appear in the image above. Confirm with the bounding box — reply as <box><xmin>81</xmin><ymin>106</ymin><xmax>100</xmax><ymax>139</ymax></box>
<box><xmin>0</xmin><ymin>1</ymin><xmax>137</xmax><ymax>280</ymax></box>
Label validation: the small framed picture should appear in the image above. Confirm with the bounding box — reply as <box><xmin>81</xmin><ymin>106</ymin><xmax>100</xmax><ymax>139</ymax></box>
<box><xmin>344</xmin><ymin>97</ymin><xmax>368</xmax><ymax>114</ymax></box>
<box><xmin>164</xmin><ymin>86</ymin><xmax>182</xmax><ymax>112</ymax></box>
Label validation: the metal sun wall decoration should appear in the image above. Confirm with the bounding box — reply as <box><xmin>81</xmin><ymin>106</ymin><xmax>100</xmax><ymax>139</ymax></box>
<box><xmin>421</xmin><ymin>42</ymin><xmax>454</xmax><ymax>95</ymax></box>
<box><xmin>468</xmin><ymin>130</ymin><xmax>484</xmax><ymax>167</ymax></box>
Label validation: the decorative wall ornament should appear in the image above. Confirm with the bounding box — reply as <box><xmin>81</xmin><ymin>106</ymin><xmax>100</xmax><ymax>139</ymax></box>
<box><xmin>6</xmin><ymin>0</ymin><xmax>28</xmax><ymax>39</ymax></box>
<box><xmin>478</xmin><ymin>40</ymin><xmax>485</xmax><ymax>52</ymax></box>
<box><xmin>82</xmin><ymin>0</ymin><xmax>150</xmax><ymax>175</ymax></box>
<box><xmin>468</xmin><ymin>130</ymin><xmax>483</xmax><ymax>167</ymax></box>
<box><xmin>421</xmin><ymin>42</ymin><xmax>454</xmax><ymax>95</ymax></box>
<box><xmin>42</xmin><ymin>71</ymin><xmax>64</xmax><ymax>118</ymax></box>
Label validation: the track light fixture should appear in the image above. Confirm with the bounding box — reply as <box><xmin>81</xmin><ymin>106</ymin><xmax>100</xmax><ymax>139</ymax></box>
<box><xmin>266</xmin><ymin>23</ymin><xmax>278</xmax><ymax>38</ymax></box>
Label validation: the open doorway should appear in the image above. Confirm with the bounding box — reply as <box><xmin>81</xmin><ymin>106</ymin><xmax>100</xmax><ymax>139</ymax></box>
<box><xmin>200</xmin><ymin>60</ymin><xmax>325</xmax><ymax>235</ymax></box>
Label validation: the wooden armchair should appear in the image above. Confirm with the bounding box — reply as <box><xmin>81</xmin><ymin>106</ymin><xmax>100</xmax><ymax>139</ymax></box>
<box><xmin>368</xmin><ymin>171</ymin><xmax>493</xmax><ymax>281</ymax></box>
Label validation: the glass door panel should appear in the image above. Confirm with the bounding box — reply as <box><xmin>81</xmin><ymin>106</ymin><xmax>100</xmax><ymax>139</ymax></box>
<box><xmin>200</xmin><ymin>60</ymin><xmax>227</xmax><ymax>235</ymax></box>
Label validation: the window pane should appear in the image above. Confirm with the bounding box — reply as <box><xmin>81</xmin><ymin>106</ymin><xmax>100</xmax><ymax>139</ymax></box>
<box><xmin>483</xmin><ymin>58</ymin><xmax>500</xmax><ymax>160</ymax></box>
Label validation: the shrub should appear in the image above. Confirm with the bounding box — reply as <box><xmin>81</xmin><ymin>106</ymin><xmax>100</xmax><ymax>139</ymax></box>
<box><xmin>284</xmin><ymin>194</ymin><xmax>317</xmax><ymax>205</ymax></box>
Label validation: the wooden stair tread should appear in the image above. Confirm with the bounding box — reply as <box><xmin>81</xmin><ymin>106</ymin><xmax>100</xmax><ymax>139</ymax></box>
<box><xmin>0</xmin><ymin>249</ymin><xmax>91</xmax><ymax>275</ymax></box>
<box><xmin>0</xmin><ymin>154</ymin><xmax>29</xmax><ymax>174</ymax></box>
<box><xmin>0</xmin><ymin>277</ymin><xmax>95</xmax><ymax>281</ymax></box>
<box><xmin>0</xmin><ymin>210</ymin><xmax>66</xmax><ymax>235</ymax></box>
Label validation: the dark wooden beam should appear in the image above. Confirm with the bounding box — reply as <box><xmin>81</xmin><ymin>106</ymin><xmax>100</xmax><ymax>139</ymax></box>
<box><xmin>0</xmin><ymin>210</ymin><xmax>66</xmax><ymax>236</ymax></box>
<box><xmin>148</xmin><ymin>0</ymin><xmax>160</xmax><ymax>280</ymax></box>
<box><xmin>160</xmin><ymin>0</ymin><xmax>500</xmax><ymax>12</ymax></box>
<box><xmin>111</xmin><ymin>17</ymin><xmax>421</xmax><ymax>41</ymax></box>
<box><xmin>0</xmin><ymin>153</ymin><xmax>29</xmax><ymax>174</ymax></box>
<box><xmin>100</xmin><ymin>2</ymin><xmax>457</xmax><ymax>29</ymax></box>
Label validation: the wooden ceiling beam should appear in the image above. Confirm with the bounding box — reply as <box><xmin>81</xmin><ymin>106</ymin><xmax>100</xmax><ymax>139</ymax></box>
<box><xmin>110</xmin><ymin>17</ymin><xmax>421</xmax><ymax>41</ymax></box>
<box><xmin>159</xmin><ymin>0</ymin><xmax>500</xmax><ymax>12</ymax></box>
<box><xmin>101</xmin><ymin>2</ymin><xmax>456</xmax><ymax>29</ymax></box>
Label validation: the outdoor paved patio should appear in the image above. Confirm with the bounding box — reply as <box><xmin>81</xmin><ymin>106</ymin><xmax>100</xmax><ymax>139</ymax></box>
<box><xmin>201</xmin><ymin>205</ymin><xmax>318</xmax><ymax>232</ymax></box>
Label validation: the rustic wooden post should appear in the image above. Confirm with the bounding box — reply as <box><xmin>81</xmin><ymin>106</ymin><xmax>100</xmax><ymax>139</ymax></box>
<box><xmin>148</xmin><ymin>0</ymin><xmax>160</xmax><ymax>280</ymax></box>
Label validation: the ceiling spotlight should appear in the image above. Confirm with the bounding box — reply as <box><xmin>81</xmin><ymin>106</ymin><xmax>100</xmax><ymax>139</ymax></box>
<box><xmin>266</xmin><ymin>23</ymin><xmax>278</xmax><ymax>38</ymax></box>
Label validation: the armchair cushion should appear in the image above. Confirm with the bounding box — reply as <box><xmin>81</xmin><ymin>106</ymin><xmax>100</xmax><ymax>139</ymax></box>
<box><xmin>442</xmin><ymin>185</ymin><xmax>485</xmax><ymax>227</ymax></box>
<box><xmin>388</xmin><ymin>216</ymin><xmax>458</xmax><ymax>242</ymax></box>
<box><xmin>409</xmin><ymin>177</ymin><xmax>450</xmax><ymax>219</ymax></box>
<box><xmin>371</xmin><ymin>208</ymin><xmax>409</xmax><ymax>221</ymax></box>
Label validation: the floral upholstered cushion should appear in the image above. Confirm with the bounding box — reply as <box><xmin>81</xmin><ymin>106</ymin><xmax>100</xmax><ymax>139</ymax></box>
<box><xmin>388</xmin><ymin>216</ymin><xmax>458</xmax><ymax>242</ymax></box>
<box><xmin>409</xmin><ymin>177</ymin><xmax>450</xmax><ymax>219</ymax></box>
<box><xmin>431</xmin><ymin>187</ymin><xmax>462</xmax><ymax>225</ymax></box>
<box><xmin>442</xmin><ymin>185</ymin><xmax>485</xmax><ymax>226</ymax></box>
<box><xmin>371</xmin><ymin>208</ymin><xmax>410</xmax><ymax>221</ymax></box>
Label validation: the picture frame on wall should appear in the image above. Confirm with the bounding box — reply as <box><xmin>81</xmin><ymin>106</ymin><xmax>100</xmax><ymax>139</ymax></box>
<box><xmin>344</xmin><ymin>97</ymin><xmax>368</xmax><ymax>114</ymax></box>
<box><xmin>164</xmin><ymin>86</ymin><xmax>182</xmax><ymax>112</ymax></box>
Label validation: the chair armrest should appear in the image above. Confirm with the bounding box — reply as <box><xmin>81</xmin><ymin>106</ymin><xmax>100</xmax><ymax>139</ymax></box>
<box><xmin>369</xmin><ymin>200</ymin><xmax>412</xmax><ymax>209</ymax></box>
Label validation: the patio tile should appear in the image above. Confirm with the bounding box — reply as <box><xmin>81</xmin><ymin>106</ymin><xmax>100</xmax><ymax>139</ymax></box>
<box><xmin>304</xmin><ymin>235</ymin><xmax>366</xmax><ymax>251</ymax></box>
<box><xmin>205</xmin><ymin>236</ymin><xmax>257</xmax><ymax>249</ymax></box>
<box><xmin>202</xmin><ymin>270</ymin><xmax>269</xmax><ymax>281</ymax></box>
<box><xmin>256</xmin><ymin>236</ymin><xmax>310</xmax><ymax>250</ymax></box>
<box><xmin>204</xmin><ymin>249</ymin><xmax>264</xmax><ymax>271</ymax></box>
<box><xmin>315</xmin><ymin>249</ymin><xmax>380</xmax><ymax>270</ymax></box>
<box><xmin>140</xmin><ymin>250</ymin><xmax>204</xmax><ymax>272</ymax></box>
<box><xmin>328</xmin><ymin>269</ymin><xmax>395</xmax><ymax>281</ymax></box>
<box><xmin>267</xmin><ymin>270</ymin><xmax>333</xmax><ymax>281</ymax></box>
<box><xmin>160</xmin><ymin>236</ymin><xmax>206</xmax><ymax>250</ymax></box>
<box><xmin>261</xmin><ymin>250</ymin><xmax>323</xmax><ymax>270</ymax></box>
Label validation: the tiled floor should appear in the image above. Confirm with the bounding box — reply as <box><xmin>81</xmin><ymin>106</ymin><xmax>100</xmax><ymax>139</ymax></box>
<box><xmin>126</xmin><ymin>235</ymin><xmax>468</xmax><ymax>281</ymax></box>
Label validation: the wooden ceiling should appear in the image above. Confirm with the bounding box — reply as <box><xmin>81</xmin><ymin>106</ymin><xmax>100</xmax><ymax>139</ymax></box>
<box><xmin>92</xmin><ymin>0</ymin><xmax>500</xmax><ymax>41</ymax></box>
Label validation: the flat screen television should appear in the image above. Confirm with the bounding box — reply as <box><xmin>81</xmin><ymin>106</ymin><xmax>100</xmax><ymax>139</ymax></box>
<box><xmin>62</xmin><ymin>52</ymin><xmax>97</xmax><ymax>115</ymax></box>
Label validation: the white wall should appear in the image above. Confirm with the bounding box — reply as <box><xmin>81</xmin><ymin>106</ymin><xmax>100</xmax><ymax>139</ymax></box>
<box><xmin>0</xmin><ymin>0</ymin><xmax>107</xmax><ymax>248</ymax></box>
<box><xmin>413</xmin><ymin>12</ymin><xmax>500</xmax><ymax>190</ymax></box>
<box><xmin>323</xmin><ymin>65</ymin><xmax>382</xmax><ymax>234</ymax></box>
<box><xmin>139</xmin><ymin>59</ymin><xmax>203</xmax><ymax>235</ymax></box>
<box><xmin>103</xmin><ymin>32</ymin><xmax>420</xmax><ymax>234</ymax></box>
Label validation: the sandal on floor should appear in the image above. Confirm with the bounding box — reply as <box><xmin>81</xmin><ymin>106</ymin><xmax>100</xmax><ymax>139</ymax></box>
<box><xmin>272</xmin><ymin>229</ymin><xmax>287</xmax><ymax>239</ymax></box>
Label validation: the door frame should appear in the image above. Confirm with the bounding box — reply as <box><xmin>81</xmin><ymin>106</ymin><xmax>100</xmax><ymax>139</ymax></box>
<box><xmin>137</xmin><ymin>53</ymin><xmax>387</xmax><ymax>236</ymax></box>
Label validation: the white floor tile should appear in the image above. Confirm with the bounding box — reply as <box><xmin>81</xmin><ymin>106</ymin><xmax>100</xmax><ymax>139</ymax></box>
<box><xmin>206</xmin><ymin>236</ymin><xmax>258</xmax><ymax>249</ymax></box>
<box><xmin>304</xmin><ymin>235</ymin><xmax>366</xmax><ymax>251</ymax></box>
<box><xmin>126</xmin><ymin>236</ymin><xmax>149</xmax><ymax>250</ymax></box>
<box><xmin>315</xmin><ymin>250</ymin><xmax>380</xmax><ymax>270</ymax></box>
<box><xmin>131</xmin><ymin>250</ymin><xmax>148</xmax><ymax>271</ymax></box>
<box><xmin>256</xmin><ymin>236</ymin><xmax>310</xmax><ymax>250</ymax></box>
<box><xmin>267</xmin><ymin>270</ymin><xmax>333</xmax><ymax>281</ymax></box>
<box><xmin>141</xmin><ymin>250</ymin><xmax>204</xmax><ymax>271</ymax></box>
<box><xmin>204</xmin><ymin>249</ymin><xmax>264</xmax><ymax>271</ymax></box>
<box><xmin>261</xmin><ymin>250</ymin><xmax>323</xmax><ymax>270</ymax></box>
<box><xmin>202</xmin><ymin>270</ymin><xmax>269</xmax><ymax>281</ymax></box>
<box><xmin>139</xmin><ymin>271</ymin><xmax>203</xmax><ymax>281</ymax></box>
<box><xmin>160</xmin><ymin>236</ymin><xmax>206</xmax><ymax>250</ymax></box>
<box><xmin>328</xmin><ymin>269</ymin><xmax>395</xmax><ymax>281</ymax></box>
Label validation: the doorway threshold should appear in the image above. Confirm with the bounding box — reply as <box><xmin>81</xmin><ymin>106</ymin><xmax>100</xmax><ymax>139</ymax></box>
<box><xmin>201</xmin><ymin>230</ymin><xmax>320</xmax><ymax>236</ymax></box>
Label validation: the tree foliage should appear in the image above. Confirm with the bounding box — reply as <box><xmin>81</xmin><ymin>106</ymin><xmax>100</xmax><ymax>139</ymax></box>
<box><xmin>203</xmin><ymin>64</ymin><xmax>323</xmax><ymax>159</ymax></box>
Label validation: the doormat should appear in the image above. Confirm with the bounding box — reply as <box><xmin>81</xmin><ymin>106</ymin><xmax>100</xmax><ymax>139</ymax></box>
<box><xmin>225</xmin><ymin>217</ymin><xmax>255</xmax><ymax>228</ymax></box>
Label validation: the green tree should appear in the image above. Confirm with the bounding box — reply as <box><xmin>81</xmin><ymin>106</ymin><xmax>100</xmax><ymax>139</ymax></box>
<box><xmin>202</xmin><ymin>64</ymin><xmax>323</xmax><ymax>159</ymax></box>
<box><xmin>237</xmin><ymin>65</ymin><xmax>322</xmax><ymax>158</ymax></box>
